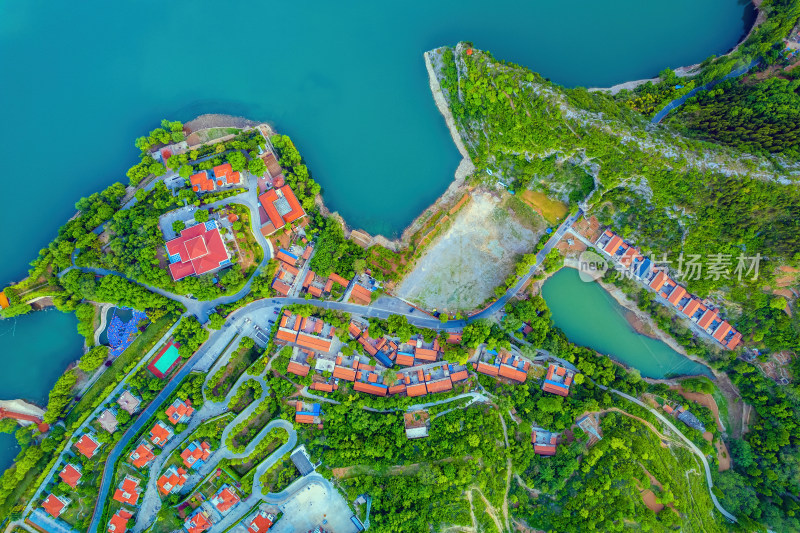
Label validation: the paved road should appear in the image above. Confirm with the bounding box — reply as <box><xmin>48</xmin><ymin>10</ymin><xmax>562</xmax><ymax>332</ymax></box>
<box><xmin>22</xmin><ymin>319</ymin><xmax>183</xmax><ymax>521</ymax></box>
<box><xmin>651</xmin><ymin>59</ymin><xmax>759</xmax><ymax>123</ymax></box>
<box><xmin>131</xmin><ymin>368</ymin><xmax>269</xmax><ymax>532</ymax></box>
<box><xmin>87</xmin><ymin>314</ymin><xmax>256</xmax><ymax>533</ymax></box>
<box><xmin>602</xmin><ymin>386</ymin><xmax>737</xmax><ymax>522</ymax></box>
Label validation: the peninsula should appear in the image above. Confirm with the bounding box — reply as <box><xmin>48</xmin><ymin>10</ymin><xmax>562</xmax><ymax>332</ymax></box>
<box><xmin>2</xmin><ymin>4</ymin><xmax>800</xmax><ymax>529</ymax></box>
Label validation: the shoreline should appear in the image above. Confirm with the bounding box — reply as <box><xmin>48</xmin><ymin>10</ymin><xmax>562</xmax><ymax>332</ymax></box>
<box><xmin>556</xmin><ymin>261</ymin><xmax>717</xmax><ymax>377</ymax></box>
<box><xmin>314</xmin><ymin>46</ymin><xmax>476</xmax><ymax>251</ymax></box>
<box><xmin>588</xmin><ymin>0</ymin><xmax>763</xmax><ymax>94</ymax></box>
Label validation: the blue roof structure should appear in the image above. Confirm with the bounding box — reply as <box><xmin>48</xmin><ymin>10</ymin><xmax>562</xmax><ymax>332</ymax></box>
<box><xmin>204</xmin><ymin>220</ymin><xmax>218</xmax><ymax>231</ymax></box>
<box><xmin>375</xmin><ymin>351</ymin><xmax>394</xmax><ymax>368</ymax></box>
<box><xmin>279</xmin><ymin>248</ymin><xmax>298</xmax><ymax>260</ymax></box>
<box><xmin>544</xmin><ymin>379</ymin><xmax>569</xmax><ymax>391</ymax></box>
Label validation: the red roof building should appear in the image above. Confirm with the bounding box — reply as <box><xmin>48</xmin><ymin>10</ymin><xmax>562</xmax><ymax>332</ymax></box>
<box><xmin>158</xmin><ymin>465</ymin><xmax>188</xmax><ymax>495</ymax></box>
<box><xmin>258</xmin><ymin>186</ymin><xmax>306</xmax><ymax>235</ymax></box>
<box><xmin>649</xmin><ymin>271</ymin><xmax>668</xmax><ymax>292</ymax></box>
<box><xmin>726</xmin><ymin>332</ymin><xmax>743</xmax><ymax>350</ymax></box>
<box><xmin>451</xmin><ymin>370</ymin><xmax>469</xmax><ymax>382</ymax></box>
<box><xmin>499</xmin><ymin>365</ymin><xmax>527</xmax><ymax>383</ymax></box>
<box><xmin>474</xmin><ymin>362</ymin><xmax>499</xmax><ymax>377</ymax></box>
<box><xmin>185</xmin><ymin>510</ymin><xmax>212</xmax><ymax>533</ymax></box>
<box><xmin>406</xmin><ymin>383</ymin><xmax>428</xmax><ymax>397</ymax></box>
<box><xmin>271</xmin><ymin>279</ymin><xmax>291</xmax><ymax>296</ymax></box>
<box><xmin>681</xmin><ymin>298</ymin><xmax>702</xmax><ymax>318</ymax></box>
<box><xmin>311</xmin><ymin>382</ymin><xmax>335</xmax><ymax>392</ymax></box>
<box><xmin>333</xmin><ymin>365</ymin><xmax>357</xmax><ymax>381</ymax></box>
<box><xmin>165</xmin><ymin>222</ymin><xmax>230</xmax><ymax>281</ymax></box>
<box><xmin>150</xmin><ymin>421</ymin><xmax>174</xmax><ymax>447</ymax></box>
<box><xmin>130</xmin><ymin>443</ymin><xmax>155</xmax><ymax>468</ymax></box>
<box><xmin>426</xmin><ymin>379</ymin><xmax>453</xmax><ymax>394</ymax></box>
<box><xmin>113</xmin><ymin>475</ymin><xmax>141</xmax><ymax>505</ymax></box>
<box><xmin>667</xmin><ymin>286</ymin><xmax>687</xmax><ymax>307</ymax></box>
<box><xmin>108</xmin><ymin>509</ymin><xmax>133</xmax><ymax>533</ymax></box>
<box><xmin>414</xmin><ymin>348</ymin><xmax>438</xmax><ymax>362</ymax></box>
<box><xmin>75</xmin><ymin>433</ymin><xmax>101</xmax><ymax>458</ymax></box>
<box><xmin>190</xmin><ymin>171</ymin><xmax>215</xmax><ymax>193</ymax></box>
<box><xmin>211</xmin><ymin>485</ymin><xmax>241</xmax><ymax>514</ymax></box>
<box><xmin>181</xmin><ymin>441</ymin><xmax>212</xmax><ymax>470</ymax></box>
<box><xmin>247</xmin><ymin>510</ymin><xmax>275</xmax><ymax>533</ymax></box>
<box><xmin>353</xmin><ymin>381</ymin><xmax>388</xmax><ymax>396</ymax></box>
<box><xmin>712</xmin><ymin>321</ymin><xmax>733</xmax><ymax>342</ymax></box>
<box><xmin>603</xmin><ymin>235</ymin><xmax>623</xmax><ymax>255</ymax></box>
<box><xmin>349</xmin><ymin>284</ymin><xmax>372</xmax><ymax>305</ymax></box>
<box><xmin>59</xmin><ymin>463</ymin><xmax>82</xmax><ymax>488</ymax></box>
<box><xmin>532</xmin><ymin>430</ymin><xmax>557</xmax><ymax>456</ymax></box>
<box><xmin>698</xmin><ymin>309</ymin><xmax>719</xmax><ymax>330</ymax></box>
<box><xmin>42</xmin><ymin>494</ymin><xmax>69</xmax><ymax>518</ymax></box>
<box><xmin>287</xmin><ymin>361</ymin><xmax>311</xmax><ymax>377</ymax></box>
<box><xmin>166</xmin><ymin>399</ymin><xmax>194</xmax><ymax>425</ymax></box>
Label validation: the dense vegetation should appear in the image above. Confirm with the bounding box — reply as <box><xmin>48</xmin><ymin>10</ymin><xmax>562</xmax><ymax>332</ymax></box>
<box><xmin>671</xmin><ymin>77</ymin><xmax>800</xmax><ymax>157</ymax></box>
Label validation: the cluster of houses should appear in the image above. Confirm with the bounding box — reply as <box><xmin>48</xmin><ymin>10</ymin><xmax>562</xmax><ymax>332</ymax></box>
<box><xmin>270</xmin><ymin>244</ymin><xmax>353</xmax><ymax>301</ymax></box>
<box><xmin>41</xmin><ymin>389</ymin><xmax>146</xmax><ymax>523</ymax></box>
<box><xmin>596</xmin><ymin>230</ymin><xmax>742</xmax><ymax>350</ymax></box>
<box><xmin>189</xmin><ymin>163</ymin><xmax>241</xmax><ymax>193</ymax></box>
<box><xmin>184</xmin><ymin>484</ymin><xmax>243</xmax><ymax>533</ymax></box>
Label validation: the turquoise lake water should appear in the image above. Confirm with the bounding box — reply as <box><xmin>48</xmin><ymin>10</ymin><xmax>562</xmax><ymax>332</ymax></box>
<box><xmin>0</xmin><ymin>0</ymin><xmax>751</xmax><ymax>471</ymax></box>
<box><xmin>0</xmin><ymin>311</ymin><xmax>83</xmax><ymax>472</ymax></box>
<box><xmin>0</xmin><ymin>0</ymin><xmax>754</xmax><ymax>287</ymax></box>
<box><xmin>542</xmin><ymin>268</ymin><xmax>712</xmax><ymax>378</ymax></box>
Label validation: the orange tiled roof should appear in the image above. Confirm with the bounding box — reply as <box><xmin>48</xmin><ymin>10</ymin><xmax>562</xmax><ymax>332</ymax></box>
<box><xmin>75</xmin><ymin>433</ymin><xmax>100</xmax><ymax>458</ymax></box>
<box><xmin>475</xmin><ymin>362</ymin><xmax>499</xmax><ymax>377</ymax></box>
<box><xmin>130</xmin><ymin>443</ymin><xmax>155</xmax><ymax>468</ymax></box>
<box><xmin>59</xmin><ymin>463</ymin><xmax>82</xmax><ymax>488</ymax></box>
<box><xmin>287</xmin><ymin>361</ymin><xmax>310</xmax><ymax>377</ymax></box>
<box><xmin>353</xmin><ymin>381</ymin><xmax>388</xmax><ymax>396</ymax></box>
<box><xmin>426</xmin><ymin>379</ymin><xmax>453</xmax><ymax>394</ymax></box>
<box><xmin>333</xmin><ymin>366</ymin><xmax>356</xmax><ymax>381</ymax></box>
<box><xmin>113</xmin><ymin>475</ymin><xmax>141</xmax><ymax>505</ymax></box>
<box><xmin>450</xmin><ymin>370</ymin><xmax>469</xmax><ymax>382</ymax></box>
<box><xmin>166</xmin><ymin>399</ymin><xmax>194</xmax><ymax>424</ymax></box>
<box><xmin>667</xmin><ymin>285</ymin><xmax>687</xmax><ymax>306</ymax></box>
<box><xmin>150</xmin><ymin>421</ymin><xmax>173</xmax><ymax>447</ymax></box>
<box><xmin>108</xmin><ymin>509</ymin><xmax>133</xmax><ymax>533</ymax></box>
<box><xmin>698</xmin><ymin>309</ymin><xmax>718</xmax><ymax>329</ymax></box>
<box><xmin>212</xmin><ymin>486</ymin><xmax>241</xmax><ymax>513</ymax></box>
<box><xmin>42</xmin><ymin>494</ymin><xmax>68</xmax><ymax>518</ymax></box>
<box><xmin>406</xmin><ymin>383</ymin><xmax>427</xmax><ymax>397</ymax></box>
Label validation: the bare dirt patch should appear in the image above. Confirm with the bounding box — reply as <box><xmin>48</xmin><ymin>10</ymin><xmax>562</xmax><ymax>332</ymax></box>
<box><xmin>669</xmin><ymin>386</ymin><xmax>725</xmax><ymax>432</ymax></box>
<box><xmin>396</xmin><ymin>190</ymin><xmax>544</xmax><ymax>311</ymax></box>
<box><xmin>715</xmin><ymin>438</ymin><xmax>731</xmax><ymax>472</ymax></box>
<box><xmin>519</xmin><ymin>190</ymin><xmax>568</xmax><ymax>225</ymax></box>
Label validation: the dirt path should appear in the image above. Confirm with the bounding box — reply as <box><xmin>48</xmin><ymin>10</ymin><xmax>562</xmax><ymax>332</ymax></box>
<box><xmin>471</xmin><ymin>486</ymin><xmax>505</xmax><ymax>533</ymax></box>
<box><xmin>465</xmin><ymin>490</ymin><xmax>479</xmax><ymax>532</ymax></box>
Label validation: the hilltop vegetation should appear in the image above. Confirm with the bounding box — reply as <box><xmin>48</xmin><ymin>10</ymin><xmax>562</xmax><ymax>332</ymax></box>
<box><xmin>434</xmin><ymin>43</ymin><xmax>800</xmax><ymax>354</ymax></box>
<box><xmin>433</xmin><ymin>43</ymin><xmax>800</xmax><ymax>531</ymax></box>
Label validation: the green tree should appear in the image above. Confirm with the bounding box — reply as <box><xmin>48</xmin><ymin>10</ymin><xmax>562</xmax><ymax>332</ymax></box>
<box><xmin>77</xmin><ymin>345</ymin><xmax>109</xmax><ymax>372</ymax></box>
<box><xmin>194</xmin><ymin>210</ymin><xmax>209</xmax><ymax>223</ymax></box>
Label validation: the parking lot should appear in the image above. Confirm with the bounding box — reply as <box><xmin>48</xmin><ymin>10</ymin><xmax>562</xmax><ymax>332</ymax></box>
<box><xmin>270</xmin><ymin>481</ymin><xmax>359</xmax><ymax>533</ymax></box>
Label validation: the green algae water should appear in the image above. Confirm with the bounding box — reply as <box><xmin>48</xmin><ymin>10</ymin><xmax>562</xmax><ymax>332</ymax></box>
<box><xmin>542</xmin><ymin>268</ymin><xmax>712</xmax><ymax>378</ymax></box>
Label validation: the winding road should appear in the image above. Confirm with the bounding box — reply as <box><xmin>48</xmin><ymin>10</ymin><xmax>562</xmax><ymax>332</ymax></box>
<box><xmin>601</xmin><ymin>386</ymin><xmax>737</xmax><ymax>523</ymax></box>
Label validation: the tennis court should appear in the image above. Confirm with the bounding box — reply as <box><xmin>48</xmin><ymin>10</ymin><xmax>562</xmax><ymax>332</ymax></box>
<box><xmin>147</xmin><ymin>341</ymin><xmax>181</xmax><ymax>378</ymax></box>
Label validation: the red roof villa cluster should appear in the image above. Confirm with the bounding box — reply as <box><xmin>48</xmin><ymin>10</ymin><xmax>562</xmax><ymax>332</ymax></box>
<box><xmin>596</xmin><ymin>230</ymin><xmax>742</xmax><ymax>350</ymax></box>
